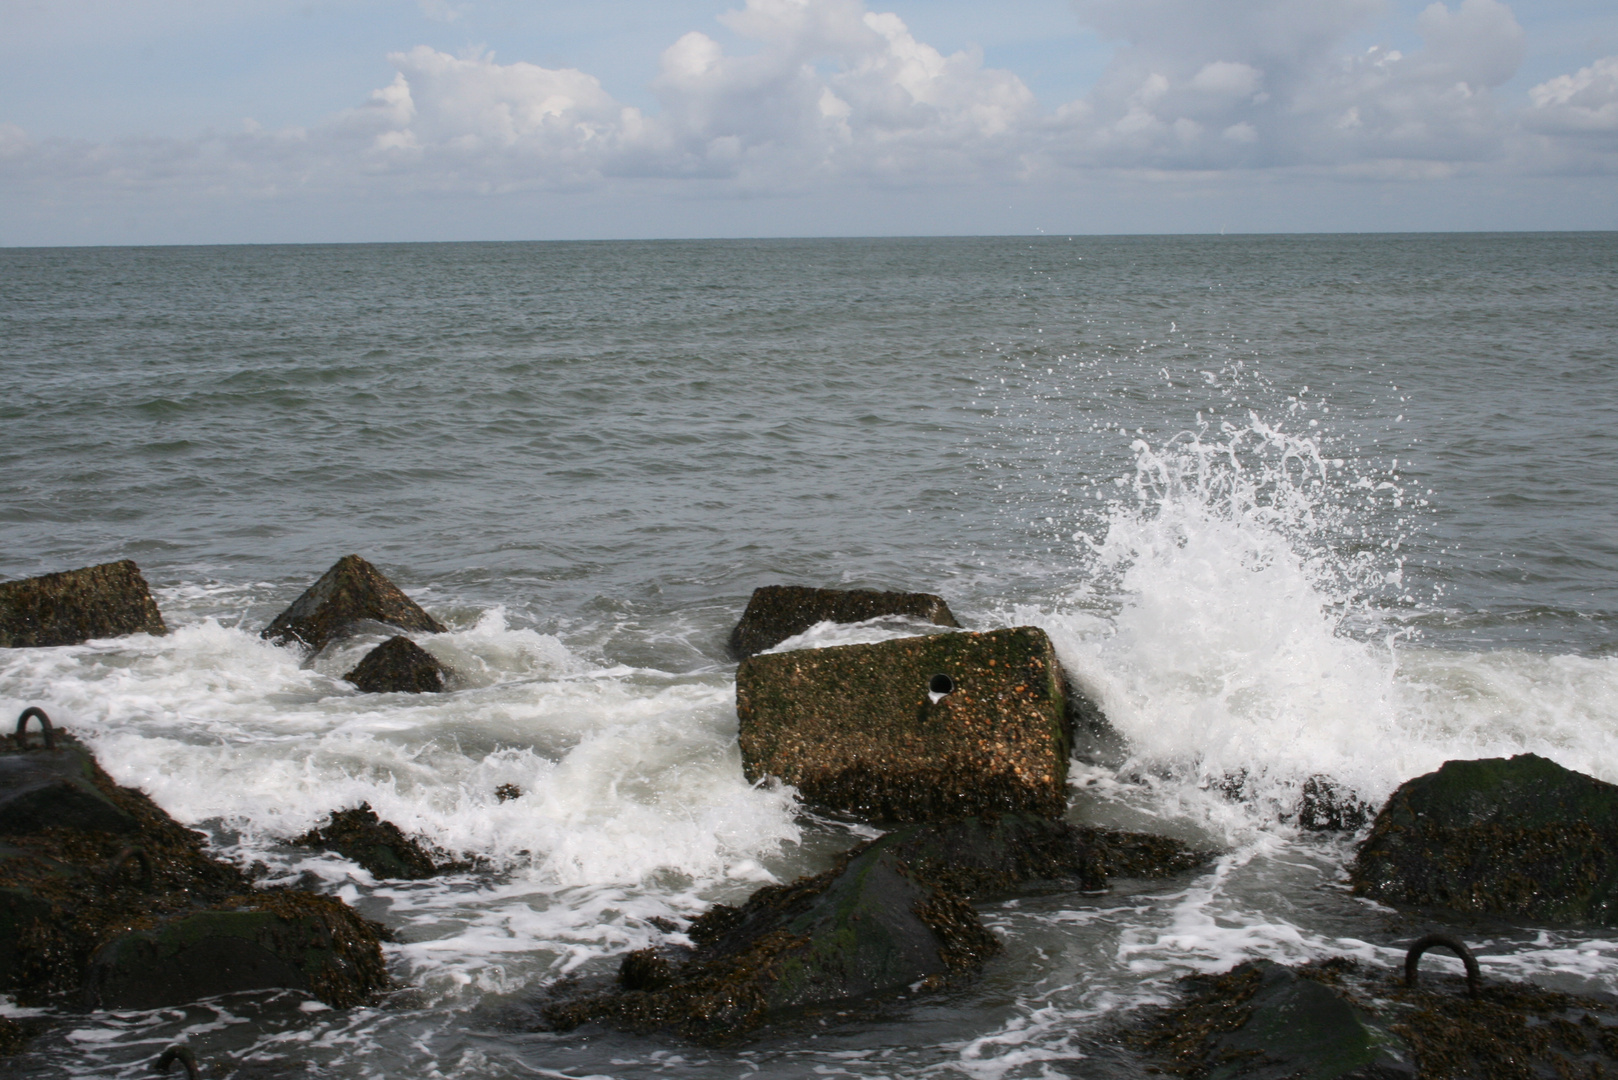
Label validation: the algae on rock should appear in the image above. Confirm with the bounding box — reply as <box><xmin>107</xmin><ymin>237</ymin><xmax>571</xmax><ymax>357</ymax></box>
<box><xmin>0</xmin><ymin>560</ymin><xmax>167</xmax><ymax>648</ymax></box>
<box><xmin>544</xmin><ymin>813</ymin><xmax>1207</xmax><ymax>1043</ymax></box>
<box><xmin>1352</xmin><ymin>753</ymin><xmax>1618</xmax><ymax>925</ymax></box>
<box><xmin>728</xmin><ymin>585</ymin><xmax>960</xmax><ymax>659</ymax></box>
<box><xmin>262</xmin><ymin>555</ymin><xmax>444</xmax><ymax>654</ymax></box>
<box><xmin>343</xmin><ymin>635</ymin><xmax>450</xmax><ymax>694</ymax></box>
<box><xmin>737</xmin><ymin>626</ymin><xmax>1072</xmax><ymax>821</ymax></box>
<box><xmin>0</xmin><ymin>727</ymin><xmax>390</xmax><ymax>1009</ymax></box>
<box><xmin>295</xmin><ymin>803</ymin><xmax>443</xmax><ymax>880</ymax></box>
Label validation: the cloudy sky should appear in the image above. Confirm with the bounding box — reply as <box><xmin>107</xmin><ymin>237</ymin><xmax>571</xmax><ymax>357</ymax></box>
<box><xmin>3</xmin><ymin>0</ymin><xmax>1615</xmax><ymax>245</ymax></box>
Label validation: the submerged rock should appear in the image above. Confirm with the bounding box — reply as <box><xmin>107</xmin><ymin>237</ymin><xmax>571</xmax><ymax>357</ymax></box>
<box><xmin>1352</xmin><ymin>753</ymin><xmax>1618</xmax><ymax>924</ymax></box>
<box><xmin>0</xmin><ymin>560</ymin><xmax>167</xmax><ymax>648</ymax></box>
<box><xmin>727</xmin><ymin>585</ymin><xmax>960</xmax><ymax>660</ymax></box>
<box><xmin>1132</xmin><ymin>953</ymin><xmax>1618</xmax><ymax>1079</ymax></box>
<box><xmin>343</xmin><ymin>635</ymin><xmax>449</xmax><ymax>694</ymax></box>
<box><xmin>295</xmin><ymin>803</ymin><xmax>440</xmax><ymax>880</ymax></box>
<box><xmin>0</xmin><ymin>716</ymin><xmax>390</xmax><ymax>1008</ymax></box>
<box><xmin>262</xmin><ymin>555</ymin><xmax>444</xmax><ymax>654</ymax></box>
<box><xmin>737</xmin><ymin>626</ymin><xmax>1072</xmax><ymax>821</ymax></box>
<box><xmin>545</xmin><ymin>813</ymin><xmax>1207</xmax><ymax>1042</ymax></box>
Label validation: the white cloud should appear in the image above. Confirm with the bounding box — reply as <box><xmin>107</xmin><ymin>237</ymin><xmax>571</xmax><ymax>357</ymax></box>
<box><xmin>1</xmin><ymin>0</ymin><xmax>1613</xmax><ymax>216</ymax></box>
<box><xmin>1528</xmin><ymin>56</ymin><xmax>1618</xmax><ymax>139</ymax></box>
<box><xmin>1051</xmin><ymin>0</ymin><xmax>1528</xmax><ymax>169</ymax></box>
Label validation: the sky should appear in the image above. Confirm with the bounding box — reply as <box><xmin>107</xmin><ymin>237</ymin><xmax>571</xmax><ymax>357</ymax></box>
<box><xmin>2</xmin><ymin>0</ymin><xmax>1615</xmax><ymax>245</ymax></box>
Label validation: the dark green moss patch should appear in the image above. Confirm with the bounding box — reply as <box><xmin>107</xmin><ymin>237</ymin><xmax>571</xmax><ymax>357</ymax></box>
<box><xmin>737</xmin><ymin>627</ymin><xmax>1072</xmax><ymax>821</ymax></box>
<box><xmin>0</xmin><ymin>560</ymin><xmax>167</xmax><ymax>648</ymax></box>
<box><xmin>1352</xmin><ymin>754</ymin><xmax>1618</xmax><ymax>925</ymax></box>
<box><xmin>1131</xmin><ymin>956</ymin><xmax>1618</xmax><ymax>1079</ymax></box>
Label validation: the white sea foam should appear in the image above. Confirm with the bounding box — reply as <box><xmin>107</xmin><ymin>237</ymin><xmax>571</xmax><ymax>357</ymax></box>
<box><xmin>972</xmin><ymin>418</ymin><xmax>1618</xmax><ymax>843</ymax></box>
<box><xmin>0</xmin><ymin>615</ymin><xmax>801</xmax><ymax>892</ymax></box>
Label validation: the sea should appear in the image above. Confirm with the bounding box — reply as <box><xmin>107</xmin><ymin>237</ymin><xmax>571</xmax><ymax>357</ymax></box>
<box><xmin>0</xmin><ymin>233</ymin><xmax>1615</xmax><ymax>1078</ymax></box>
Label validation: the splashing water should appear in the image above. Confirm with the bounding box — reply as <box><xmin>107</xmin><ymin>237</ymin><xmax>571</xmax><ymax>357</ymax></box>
<box><xmin>1026</xmin><ymin>417</ymin><xmax>1618</xmax><ymax>841</ymax></box>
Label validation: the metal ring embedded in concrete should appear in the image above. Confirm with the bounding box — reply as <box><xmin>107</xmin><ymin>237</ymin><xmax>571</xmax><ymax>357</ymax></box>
<box><xmin>110</xmin><ymin>846</ymin><xmax>153</xmax><ymax>890</ymax></box>
<box><xmin>929</xmin><ymin>673</ymin><xmax>955</xmax><ymax>696</ymax></box>
<box><xmin>15</xmin><ymin>707</ymin><xmax>55</xmax><ymax>751</ymax></box>
<box><xmin>155</xmin><ymin>1045</ymin><xmax>200</xmax><ymax>1079</ymax></box>
<box><xmin>1404</xmin><ymin>933</ymin><xmax>1482</xmax><ymax>996</ymax></box>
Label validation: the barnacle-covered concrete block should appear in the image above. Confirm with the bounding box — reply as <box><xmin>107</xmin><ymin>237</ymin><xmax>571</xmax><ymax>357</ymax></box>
<box><xmin>263</xmin><ymin>555</ymin><xmax>444</xmax><ymax>653</ymax></box>
<box><xmin>0</xmin><ymin>560</ymin><xmax>167</xmax><ymax>648</ymax></box>
<box><xmin>727</xmin><ymin>585</ymin><xmax>960</xmax><ymax>659</ymax></box>
<box><xmin>736</xmin><ymin>626</ymin><xmax>1072</xmax><ymax>821</ymax></box>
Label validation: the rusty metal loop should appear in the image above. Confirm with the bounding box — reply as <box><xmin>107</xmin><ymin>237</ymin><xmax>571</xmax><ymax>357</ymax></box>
<box><xmin>109</xmin><ymin>846</ymin><xmax>153</xmax><ymax>890</ymax></box>
<box><xmin>14</xmin><ymin>707</ymin><xmax>55</xmax><ymax>751</ymax></box>
<box><xmin>1404</xmin><ymin>933</ymin><xmax>1482</xmax><ymax>997</ymax></box>
<box><xmin>155</xmin><ymin>1045</ymin><xmax>200</xmax><ymax>1079</ymax></box>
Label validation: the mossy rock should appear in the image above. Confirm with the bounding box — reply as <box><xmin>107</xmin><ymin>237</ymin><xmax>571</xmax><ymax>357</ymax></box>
<box><xmin>0</xmin><ymin>731</ymin><xmax>390</xmax><ymax>1008</ymax></box>
<box><xmin>295</xmin><ymin>803</ymin><xmax>440</xmax><ymax>879</ymax></box>
<box><xmin>0</xmin><ymin>560</ymin><xmax>167</xmax><ymax>648</ymax></box>
<box><xmin>728</xmin><ymin>585</ymin><xmax>960</xmax><ymax>660</ymax></box>
<box><xmin>1351</xmin><ymin>753</ymin><xmax>1618</xmax><ymax>924</ymax></box>
<box><xmin>0</xmin><ymin>743</ymin><xmax>139</xmax><ymax>836</ymax></box>
<box><xmin>343</xmin><ymin>635</ymin><xmax>449</xmax><ymax>694</ymax></box>
<box><xmin>737</xmin><ymin>626</ymin><xmax>1071</xmax><ymax>821</ymax></box>
<box><xmin>262</xmin><ymin>555</ymin><xmax>444</xmax><ymax>654</ymax></box>
<box><xmin>545</xmin><ymin>814</ymin><xmax>1206</xmax><ymax>1042</ymax></box>
<box><xmin>545</xmin><ymin>832</ymin><xmax>996</xmax><ymax>1041</ymax></box>
<box><xmin>1133</xmin><ymin>959</ymin><xmax>1415</xmax><ymax>1079</ymax></box>
<box><xmin>85</xmin><ymin>892</ymin><xmax>390</xmax><ymax>1009</ymax></box>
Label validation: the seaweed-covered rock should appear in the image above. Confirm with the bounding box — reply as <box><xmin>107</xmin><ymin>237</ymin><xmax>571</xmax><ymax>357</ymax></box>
<box><xmin>0</xmin><ymin>743</ymin><xmax>139</xmax><ymax>836</ymax></box>
<box><xmin>343</xmin><ymin>635</ymin><xmax>449</xmax><ymax>694</ymax></box>
<box><xmin>85</xmin><ymin>892</ymin><xmax>389</xmax><ymax>1010</ymax></box>
<box><xmin>1294</xmin><ymin>776</ymin><xmax>1370</xmax><ymax>833</ymax></box>
<box><xmin>1133</xmin><ymin>959</ymin><xmax>1415</xmax><ymax>1079</ymax></box>
<box><xmin>545</xmin><ymin>833</ymin><xmax>998</xmax><ymax>1040</ymax></box>
<box><xmin>737</xmin><ymin>626</ymin><xmax>1071</xmax><ymax>821</ymax></box>
<box><xmin>883</xmin><ymin>813</ymin><xmax>1210</xmax><ymax>897</ymax></box>
<box><xmin>0</xmin><ymin>560</ymin><xmax>167</xmax><ymax>648</ymax></box>
<box><xmin>727</xmin><ymin>585</ymin><xmax>960</xmax><ymax>660</ymax></box>
<box><xmin>546</xmin><ymin>814</ymin><xmax>1206</xmax><ymax>1042</ymax></box>
<box><xmin>0</xmin><ymin>725</ymin><xmax>390</xmax><ymax>1008</ymax></box>
<box><xmin>1351</xmin><ymin>753</ymin><xmax>1618</xmax><ymax>924</ymax></box>
<box><xmin>262</xmin><ymin>555</ymin><xmax>444</xmax><ymax>654</ymax></box>
<box><xmin>295</xmin><ymin>803</ymin><xmax>440</xmax><ymax>879</ymax></box>
<box><xmin>1135</xmin><ymin>954</ymin><xmax>1618</xmax><ymax>1079</ymax></box>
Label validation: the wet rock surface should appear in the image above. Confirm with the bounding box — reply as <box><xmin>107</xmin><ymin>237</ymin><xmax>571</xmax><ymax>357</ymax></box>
<box><xmin>0</xmin><ymin>560</ymin><xmax>167</xmax><ymax>648</ymax></box>
<box><xmin>262</xmin><ymin>555</ymin><xmax>444</xmax><ymax>654</ymax></box>
<box><xmin>0</xmin><ymin>722</ymin><xmax>390</xmax><ymax>1010</ymax></box>
<box><xmin>727</xmin><ymin>585</ymin><xmax>960</xmax><ymax>660</ymax></box>
<box><xmin>543</xmin><ymin>813</ymin><xmax>1207</xmax><ymax>1042</ymax></box>
<box><xmin>1293</xmin><ymin>775</ymin><xmax>1371</xmax><ymax>832</ymax></box>
<box><xmin>343</xmin><ymin>635</ymin><xmax>450</xmax><ymax>694</ymax></box>
<box><xmin>1130</xmin><ymin>955</ymin><xmax>1618</xmax><ymax>1079</ymax></box>
<box><xmin>0</xmin><ymin>745</ymin><xmax>139</xmax><ymax>836</ymax></box>
<box><xmin>1351</xmin><ymin>753</ymin><xmax>1618</xmax><ymax>924</ymax></box>
<box><xmin>295</xmin><ymin>803</ymin><xmax>442</xmax><ymax>880</ymax></box>
<box><xmin>737</xmin><ymin>626</ymin><xmax>1072</xmax><ymax>821</ymax></box>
